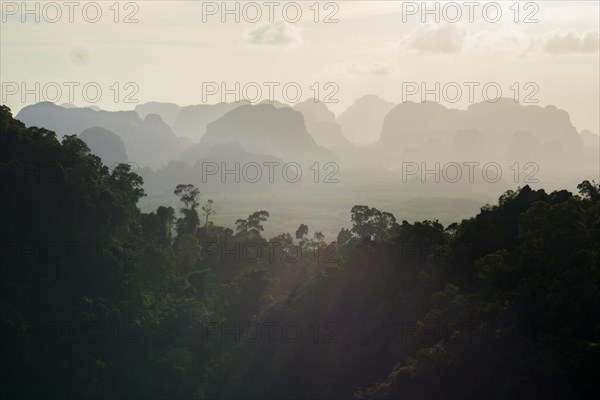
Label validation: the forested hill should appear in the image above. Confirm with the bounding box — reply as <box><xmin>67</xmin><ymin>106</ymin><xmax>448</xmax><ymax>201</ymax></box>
<box><xmin>1</xmin><ymin>104</ymin><xmax>599</xmax><ymax>398</ymax></box>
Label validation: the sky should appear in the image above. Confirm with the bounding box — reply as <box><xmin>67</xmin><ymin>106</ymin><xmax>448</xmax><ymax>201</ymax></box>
<box><xmin>1</xmin><ymin>0</ymin><xmax>599</xmax><ymax>136</ymax></box>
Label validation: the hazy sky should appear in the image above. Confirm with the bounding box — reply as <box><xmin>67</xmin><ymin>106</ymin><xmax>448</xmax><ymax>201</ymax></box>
<box><xmin>1</xmin><ymin>1</ymin><xmax>599</xmax><ymax>134</ymax></box>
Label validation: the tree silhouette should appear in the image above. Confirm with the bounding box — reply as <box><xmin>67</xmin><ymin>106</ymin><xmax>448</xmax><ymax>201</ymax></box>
<box><xmin>577</xmin><ymin>180</ymin><xmax>600</xmax><ymax>201</ymax></box>
<box><xmin>2</xmin><ymin>105</ymin><xmax>599</xmax><ymax>400</ymax></box>
<box><xmin>235</xmin><ymin>218</ymin><xmax>248</xmax><ymax>235</ymax></box>
<box><xmin>156</xmin><ymin>206</ymin><xmax>175</xmax><ymax>245</ymax></box>
<box><xmin>174</xmin><ymin>184</ymin><xmax>200</xmax><ymax>210</ymax></box>
<box><xmin>296</xmin><ymin>223</ymin><xmax>308</xmax><ymax>241</ymax></box>
<box><xmin>350</xmin><ymin>205</ymin><xmax>397</xmax><ymax>240</ymax></box>
<box><xmin>247</xmin><ymin>210</ymin><xmax>270</xmax><ymax>237</ymax></box>
<box><xmin>201</xmin><ymin>199</ymin><xmax>216</xmax><ymax>227</ymax></box>
<box><xmin>313</xmin><ymin>231</ymin><xmax>324</xmax><ymax>242</ymax></box>
<box><xmin>174</xmin><ymin>184</ymin><xmax>200</xmax><ymax>235</ymax></box>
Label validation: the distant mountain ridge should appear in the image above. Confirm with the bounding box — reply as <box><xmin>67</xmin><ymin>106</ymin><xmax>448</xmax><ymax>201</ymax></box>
<box><xmin>16</xmin><ymin>102</ymin><xmax>183</xmax><ymax>168</ymax></box>
<box><xmin>181</xmin><ymin>103</ymin><xmax>334</xmax><ymax>164</ymax></box>
<box><xmin>135</xmin><ymin>102</ymin><xmax>181</xmax><ymax>127</ymax></box>
<box><xmin>79</xmin><ymin>127</ymin><xmax>128</xmax><ymax>167</ymax></box>
<box><xmin>338</xmin><ymin>94</ymin><xmax>396</xmax><ymax>144</ymax></box>
<box><xmin>172</xmin><ymin>101</ymin><xmax>249</xmax><ymax>141</ymax></box>
<box><xmin>294</xmin><ymin>99</ymin><xmax>352</xmax><ymax>149</ymax></box>
<box><xmin>13</xmin><ymin>98</ymin><xmax>596</xmax><ymax>173</ymax></box>
<box><xmin>378</xmin><ymin>99</ymin><xmax>584</xmax><ymax>163</ymax></box>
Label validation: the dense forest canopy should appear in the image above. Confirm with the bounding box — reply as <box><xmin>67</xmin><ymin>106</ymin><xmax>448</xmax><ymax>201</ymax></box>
<box><xmin>1</xmin><ymin>104</ymin><xmax>599</xmax><ymax>398</ymax></box>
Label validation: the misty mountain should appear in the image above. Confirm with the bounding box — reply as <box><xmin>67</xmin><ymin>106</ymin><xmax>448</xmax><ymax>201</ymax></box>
<box><xmin>199</xmin><ymin>140</ymin><xmax>282</xmax><ymax>165</ymax></box>
<box><xmin>58</xmin><ymin>103</ymin><xmax>101</xmax><ymax>111</ymax></box>
<box><xmin>78</xmin><ymin>127</ymin><xmax>128</xmax><ymax>167</ymax></box>
<box><xmin>580</xmin><ymin>129</ymin><xmax>599</xmax><ymax>147</ymax></box>
<box><xmin>338</xmin><ymin>94</ymin><xmax>396</xmax><ymax>144</ymax></box>
<box><xmin>16</xmin><ymin>102</ymin><xmax>183</xmax><ymax>168</ymax></box>
<box><xmin>294</xmin><ymin>99</ymin><xmax>352</xmax><ymax>150</ymax></box>
<box><xmin>181</xmin><ymin>103</ymin><xmax>333</xmax><ymax>163</ymax></box>
<box><xmin>135</xmin><ymin>102</ymin><xmax>181</xmax><ymax>128</ymax></box>
<box><xmin>142</xmin><ymin>141</ymin><xmax>285</xmax><ymax>196</ymax></box>
<box><xmin>259</xmin><ymin>99</ymin><xmax>290</xmax><ymax>109</ymax></box>
<box><xmin>3</xmin><ymin>103</ymin><xmax>599</xmax><ymax>399</ymax></box>
<box><xmin>507</xmin><ymin>130</ymin><xmax>542</xmax><ymax>160</ymax></box>
<box><xmin>379</xmin><ymin>99</ymin><xmax>584</xmax><ymax>164</ymax></box>
<box><xmin>172</xmin><ymin>101</ymin><xmax>248</xmax><ymax>140</ymax></box>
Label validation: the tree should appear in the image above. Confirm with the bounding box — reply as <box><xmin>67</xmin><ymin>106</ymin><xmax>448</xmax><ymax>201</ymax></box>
<box><xmin>174</xmin><ymin>234</ymin><xmax>202</xmax><ymax>273</ymax></box>
<box><xmin>235</xmin><ymin>218</ymin><xmax>248</xmax><ymax>235</ymax></box>
<box><xmin>313</xmin><ymin>231</ymin><xmax>325</xmax><ymax>242</ymax></box>
<box><xmin>336</xmin><ymin>228</ymin><xmax>352</xmax><ymax>248</ymax></box>
<box><xmin>296</xmin><ymin>224</ymin><xmax>309</xmax><ymax>241</ymax></box>
<box><xmin>201</xmin><ymin>199</ymin><xmax>216</xmax><ymax>227</ymax></box>
<box><xmin>350</xmin><ymin>205</ymin><xmax>397</xmax><ymax>240</ymax></box>
<box><xmin>174</xmin><ymin>184</ymin><xmax>200</xmax><ymax>235</ymax></box>
<box><xmin>247</xmin><ymin>211</ymin><xmax>270</xmax><ymax>237</ymax></box>
<box><xmin>139</xmin><ymin>245</ymin><xmax>176</xmax><ymax>291</ymax></box>
<box><xmin>156</xmin><ymin>206</ymin><xmax>176</xmax><ymax>245</ymax></box>
<box><xmin>234</xmin><ymin>211</ymin><xmax>270</xmax><ymax>238</ymax></box>
<box><xmin>141</xmin><ymin>207</ymin><xmax>175</xmax><ymax>245</ymax></box>
<box><xmin>110</xmin><ymin>163</ymin><xmax>146</xmax><ymax>203</ymax></box>
<box><xmin>577</xmin><ymin>180</ymin><xmax>600</xmax><ymax>202</ymax></box>
<box><xmin>376</xmin><ymin>212</ymin><xmax>397</xmax><ymax>241</ymax></box>
<box><xmin>176</xmin><ymin>208</ymin><xmax>200</xmax><ymax>236</ymax></box>
<box><xmin>62</xmin><ymin>134</ymin><xmax>91</xmax><ymax>157</ymax></box>
<box><xmin>174</xmin><ymin>184</ymin><xmax>200</xmax><ymax>210</ymax></box>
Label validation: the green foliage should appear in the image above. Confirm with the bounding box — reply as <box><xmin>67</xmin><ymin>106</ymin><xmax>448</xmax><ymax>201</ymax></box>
<box><xmin>350</xmin><ymin>205</ymin><xmax>398</xmax><ymax>241</ymax></box>
<box><xmin>235</xmin><ymin>210</ymin><xmax>270</xmax><ymax>238</ymax></box>
<box><xmin>174</xmin><ymin>183</ymin><xmax>200</xmax><ymax>210</ymax></box>
<box><xmin>1</xmin><ymin>105</ymin><xmax>599</xmax><ymax>398</ymax></box>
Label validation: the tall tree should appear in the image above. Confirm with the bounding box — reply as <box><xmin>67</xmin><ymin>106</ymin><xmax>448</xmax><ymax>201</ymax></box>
<box><xmin>174</xmin><ymin>184</ymin><xmax>200</xmax><ymax>210</ymax></box>
<box><xmin>201</xmin><ymin>199</ymin><xmax>216</xmax><ymax>227</ymax></box>
<box><xmin>296</xmin><ymin>224</ymin><xmax>308</xmax><ymax>240</ymax></box>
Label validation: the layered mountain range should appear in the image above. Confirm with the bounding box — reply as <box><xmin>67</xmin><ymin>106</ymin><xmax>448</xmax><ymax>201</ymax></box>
<box><xmin>15</xmin><ymin>97</ymin><xmax>597</xmax><ymax>173</ymax></box>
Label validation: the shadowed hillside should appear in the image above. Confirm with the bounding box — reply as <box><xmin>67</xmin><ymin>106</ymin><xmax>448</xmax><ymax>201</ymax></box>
<box><xmin>2</xmin><ymin>105</ymin><xmax>599</xmax><ymax>399</ymax></box>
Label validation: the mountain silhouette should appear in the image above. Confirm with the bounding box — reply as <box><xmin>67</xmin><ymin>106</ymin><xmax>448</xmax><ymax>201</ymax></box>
<box><xmin>338</xmin><ymin>94</ymin><xmax>395</xmax><ymax>144</ymax></box>
<box><xmin>294</xmin><ymin>99</ymin><xmax>352</xmax><ymax>149</ymax></box>
<box><xmin>379</xmin><ymin>99</ymin><xmax>584</xmax><ymax>164</ymax></box>
<box><xmin>172</xmin><ymin>101</ymin><xmax>249</xmax><ymax>140</ymax></box>
<box><xmin>79</xmin><ymin>127</ymin><xmax>128</xmax><ymax>167</ymax></box>
<box><xmin>16</xmin><ymin>102</ymin><xmax>183</xmax><ymax>168</ymax></box>
<box><xmin>143</xmin><ymin>141</ymin><xmax>285</xmax><ymax>196</ymax></box>
<box><xmin>182</xmin><ymin>103</ymin><xmax>333</xmax><ymax>163</ymax></box>
<box><xmin>135</xmin><ymin>102</ymin><xmax>181</xmax><ymax>128</ymax></box>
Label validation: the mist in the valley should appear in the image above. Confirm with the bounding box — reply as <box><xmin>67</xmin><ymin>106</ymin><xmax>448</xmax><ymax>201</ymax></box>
<box><xmin>14</xmin><ymin>96</ymin><xmax>600</xmax><ymax>238</ymax></box>
<box><xmin>3</xmin><ymin>2</ymin><xmax>600</xmax><ymax>398</ymax></box>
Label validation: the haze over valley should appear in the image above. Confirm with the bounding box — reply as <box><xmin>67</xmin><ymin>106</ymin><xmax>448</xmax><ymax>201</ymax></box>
<box><xmin>2</xmin><ymin>1</ymin><xmax>599</xmax><ymax>398</ymax></box>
